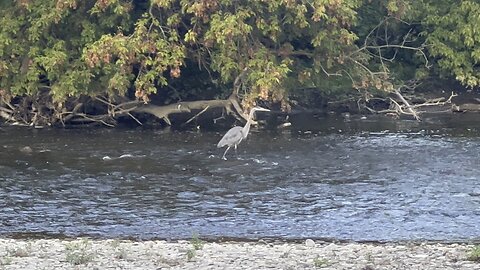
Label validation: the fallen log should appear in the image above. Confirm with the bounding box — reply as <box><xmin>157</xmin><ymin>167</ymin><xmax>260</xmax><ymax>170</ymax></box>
<box><xmin>452</xmin><ymin>103</ymin><xmax>480</xmax><ymax>112</ymax></box>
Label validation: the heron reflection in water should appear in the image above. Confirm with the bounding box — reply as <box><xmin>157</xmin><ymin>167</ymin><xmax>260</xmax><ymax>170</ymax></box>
<box><xmin>217</xmin><ymin>107</ymin><xmax>270</xmax><ymax>160</ymax></box>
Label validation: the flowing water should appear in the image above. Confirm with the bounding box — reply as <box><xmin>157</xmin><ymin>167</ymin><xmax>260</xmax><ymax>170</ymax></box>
<box><xmin>1</xmin><ymin>114</ymin><xmax>479</xmax><ymax>242</ymax></box>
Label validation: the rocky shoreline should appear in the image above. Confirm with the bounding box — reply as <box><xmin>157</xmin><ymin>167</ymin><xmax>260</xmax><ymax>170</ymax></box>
<box><xmin>0</xmin><ymin>238</ymin><xmax>479</xmax><ymax>269</ymax></box>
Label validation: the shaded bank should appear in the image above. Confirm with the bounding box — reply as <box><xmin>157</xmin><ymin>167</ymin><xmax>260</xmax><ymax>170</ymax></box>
<box><xmin>1</xmin><ymin>87</ymin><xmax>480</xmax><ymax>129</ymax></box>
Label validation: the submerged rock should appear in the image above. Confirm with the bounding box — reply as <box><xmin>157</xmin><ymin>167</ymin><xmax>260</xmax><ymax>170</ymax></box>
<box><xmin>19</xmin><ymin>146</ymin><xmax>33</xmax><ymax>154</ymax></box>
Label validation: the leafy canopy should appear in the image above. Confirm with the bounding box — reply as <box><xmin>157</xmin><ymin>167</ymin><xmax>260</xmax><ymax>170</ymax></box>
<box><xmin>0</xmin><ymin>0</ymin><xmax>477</xmax><ymax>110</ymax></box>
<box><xmin>422</xmin><ymin>0</ymin><xmax>480</xmax><ymax>87</ymax></box>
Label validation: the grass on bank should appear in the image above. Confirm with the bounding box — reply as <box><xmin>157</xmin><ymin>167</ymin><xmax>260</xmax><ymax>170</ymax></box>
<box><xmin>0</xmin><ymin>256</ymin><xmax>13</xmax><ymax>267</ymax></box>
<box><xmin>467</xmin><ymin>245</ymin><xmax>480</xmax><ymax>262</ymax></box>
<box><xmin>109</xmin><ymin>239</ymin><xmax>128</xmax><ymax>260</ymax></box>
<box><xmin>313</xmin><ymin>256</ymin><xmax>331</xmax><ymax>268</ymax></box>
<box><xmin>64</xmin><ymin>238</ymin><xmax>95</xmax><ymax>265</ymax></box>
<box><xmin>0</xmin><ymin>243</ymin><xmax>32</xmax><ymax>268</ymax></box>
<box><xmin>186</xmin><ymin>234</ymin><xmax>205</xmax><ymax>261</ymax></box>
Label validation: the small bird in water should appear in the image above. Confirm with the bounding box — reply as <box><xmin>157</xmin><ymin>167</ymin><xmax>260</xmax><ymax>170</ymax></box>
<box><xmin>217</xmin><ymin>107</ymin><xmax>270</xmax><ymax>160</ymax></box>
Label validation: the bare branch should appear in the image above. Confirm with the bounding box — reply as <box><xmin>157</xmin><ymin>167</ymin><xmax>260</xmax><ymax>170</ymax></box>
<box><xmin>127</xmin><ymin>112</ymin><xmax>143</xmax><ymax>125</ymax></box>
<box><xmin>232</xmin><ymin>67</ymin><xmax>249</xmax><ymax>97</ymax></box>
<box><xmin>184</xmin><ymin>105</ymin><xmax>210</xmax><ymax>125</ymax></box>
<box><xmin>394</xmin><ymin>89</ymin><xmax>420</xmax><ymax>120</ymax></box>
<box><xmin>411</xmin><ymin>92</ymin><xmax>457</xmax><ymax>109</ymax></box>
<box><xmin>0</xmin><ymin>108</ymin><xmax>16</xmax><ymax>122</ymax></box>
<box><xmin>71</xmin><ymin>113</ymin><xmax>116</xmax><ymax>127</ymax></box>
<box><xmin>320</xmin><ymin>63</ymin><xmax>342</xmax><ymax>77</ymax></box>
<box><xmin>353</xmin><ymin>16</ymin><xmax>430</xmax><ymax>77</ymax></box>
<box><xmin>61</xmin><ymin>102</ymin><xmax>84</xmax><ymax>125</ymax></box>
<box><xmin>365</xmin><ymin>89</ymin><xmax>457</xmax><ymax>119</ymax></box>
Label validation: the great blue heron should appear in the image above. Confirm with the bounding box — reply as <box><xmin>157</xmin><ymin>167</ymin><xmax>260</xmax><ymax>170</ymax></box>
<box><xmin>217</xmin><ymin>107</ymin><xmax>270</xmax><ymax>160</ymax></box>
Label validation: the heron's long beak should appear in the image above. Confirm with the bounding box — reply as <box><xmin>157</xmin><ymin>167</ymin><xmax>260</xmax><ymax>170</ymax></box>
<box><xmin>253</xmin><ymin>107</ymin><xmax>270</xmax><ymax>112</ymax></box>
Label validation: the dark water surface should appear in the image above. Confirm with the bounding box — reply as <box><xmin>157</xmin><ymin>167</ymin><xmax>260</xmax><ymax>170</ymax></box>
<box><xmin>1</xmin><ymin>114</ymin><xmax>480</xmax><ymax>242</ymax></box>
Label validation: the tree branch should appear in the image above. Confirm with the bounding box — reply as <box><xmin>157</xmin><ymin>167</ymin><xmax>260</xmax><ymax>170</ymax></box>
<box><xmin>394</xmin><ymin>88</ymin><xmax>419</xmax><ymax>120</ymax></box>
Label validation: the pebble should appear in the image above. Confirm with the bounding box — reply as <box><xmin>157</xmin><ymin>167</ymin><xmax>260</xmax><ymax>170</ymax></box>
<box><xmin>0</xmin><ymin>239</ymin><xmax>478</xmax><ymax>270</ymax></box>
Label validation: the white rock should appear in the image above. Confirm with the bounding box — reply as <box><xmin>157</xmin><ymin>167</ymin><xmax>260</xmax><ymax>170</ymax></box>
<box><xmin>305</xmin><ymin>239</ymin><xmax>315</xmax><ymax>248</ymax></box>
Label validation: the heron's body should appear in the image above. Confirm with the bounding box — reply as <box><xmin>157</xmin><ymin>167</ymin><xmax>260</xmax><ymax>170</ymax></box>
<box><xmin>217</xmin><ymin>126</ymin><xmax>245</xmax><ymax>148</ymax></box>
<box><xmin>217</xmin><ymin>107</ymin><xmax>269</xmax><ymax>160</ymax></box>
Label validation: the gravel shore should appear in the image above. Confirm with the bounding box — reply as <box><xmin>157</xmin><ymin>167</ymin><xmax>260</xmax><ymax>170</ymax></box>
<box><xmin>0</xmin><ymin>238</ymin><xmax>479</xmax><ymax>269</ymax></box>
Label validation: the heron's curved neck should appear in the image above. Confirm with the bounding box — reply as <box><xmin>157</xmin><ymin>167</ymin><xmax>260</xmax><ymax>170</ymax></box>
<box><xmin>242</xmin><ymin>110</ymin><xmax>256</xmax><ymax>138</ymax></box>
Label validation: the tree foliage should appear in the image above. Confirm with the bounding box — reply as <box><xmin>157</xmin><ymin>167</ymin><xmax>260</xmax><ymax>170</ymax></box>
<box><xmin>421</xmin><ymin>0</ymin><xmax>480</xmax><ymax>87</ymax></box>
<box><xmin>0</xmin><ymin>0</ymin><xmax>478</xmax><ymax>126</ymax></box>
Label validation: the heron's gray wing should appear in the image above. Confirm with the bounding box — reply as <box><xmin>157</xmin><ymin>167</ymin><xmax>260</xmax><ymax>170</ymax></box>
<box><xmin>217</xmin><ymin>126</ymin><xmax>243</xmax><ymax>148</ymax></box>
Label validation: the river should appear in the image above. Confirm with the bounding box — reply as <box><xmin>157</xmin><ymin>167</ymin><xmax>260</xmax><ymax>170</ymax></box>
<box><xmin>1</xmin><ymin>113</ymin><xmax>479</xmax><ymax>242</ymax></box>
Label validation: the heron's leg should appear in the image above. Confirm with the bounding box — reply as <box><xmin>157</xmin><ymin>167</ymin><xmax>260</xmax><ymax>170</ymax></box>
<box><xmin>222</xmin><ymin>146</ymin><xmax>230</xmax><ymax>160</ymax></box>
<box><xmin>234</xmin><ymin>144</ymin><xmax>238</xmax><ymax>158</ymax></box>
